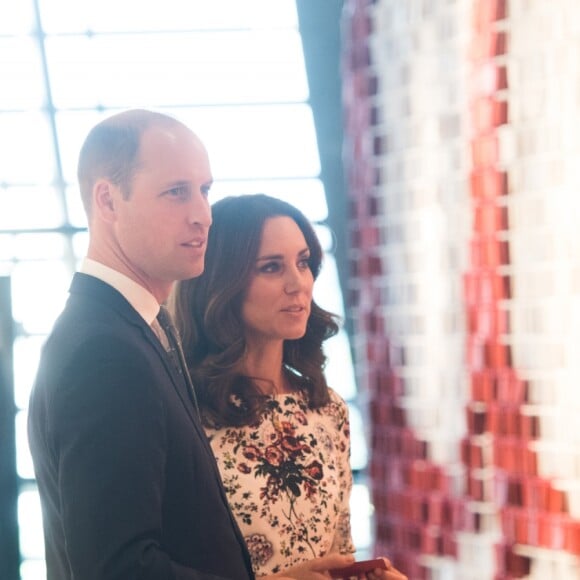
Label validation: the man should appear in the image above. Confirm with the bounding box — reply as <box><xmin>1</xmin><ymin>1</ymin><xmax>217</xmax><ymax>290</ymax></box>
<box><xmin>27</xmin><ymin>109</ymin><xmax>254</xmax><ymax>580</ymax></box>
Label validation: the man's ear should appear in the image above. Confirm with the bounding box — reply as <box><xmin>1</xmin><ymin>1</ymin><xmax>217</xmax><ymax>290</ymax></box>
<box><xmin>93</xmin><ymin>180</ymin><xmax>117</xmax><ymax>222</ymax></box>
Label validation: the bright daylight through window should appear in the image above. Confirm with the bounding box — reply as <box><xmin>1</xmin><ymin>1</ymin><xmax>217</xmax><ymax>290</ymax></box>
<box><xmin>0</xmin><ymin>2</ymin><xmax>369</xmax><ymax>578</ymax></box>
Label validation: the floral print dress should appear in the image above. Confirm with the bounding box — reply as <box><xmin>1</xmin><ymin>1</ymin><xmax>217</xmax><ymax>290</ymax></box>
<box><xmin>205</xmin><ymin>388</ymin><xmax>355</xmax><ymax>576</ymax></box>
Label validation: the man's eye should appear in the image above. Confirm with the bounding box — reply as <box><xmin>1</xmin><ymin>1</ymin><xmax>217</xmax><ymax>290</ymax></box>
<box><xmin>166</xmin><ymin>186</ymin><xmax>189</xmax><ymax>197</ymax></box>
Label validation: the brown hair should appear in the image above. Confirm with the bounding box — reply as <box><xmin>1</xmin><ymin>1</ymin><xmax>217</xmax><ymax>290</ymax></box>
<box><xmin>172</xmin><ymin>193</ymin><xmax>339</xmax><ymax>427</ymax></box>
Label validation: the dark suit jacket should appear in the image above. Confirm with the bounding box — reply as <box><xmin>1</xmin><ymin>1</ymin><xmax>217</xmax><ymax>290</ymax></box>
<box><xmin>28</xmin><ymin>273</ymin><xmax>254</xmax><ymax>580</ymax></box>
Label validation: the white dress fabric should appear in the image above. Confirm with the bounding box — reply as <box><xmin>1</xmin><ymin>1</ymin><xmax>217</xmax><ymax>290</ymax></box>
<box><xmin>205</xmin><ymin>388</ymin><xmax>355</xmax><ymax>575</ymax></box>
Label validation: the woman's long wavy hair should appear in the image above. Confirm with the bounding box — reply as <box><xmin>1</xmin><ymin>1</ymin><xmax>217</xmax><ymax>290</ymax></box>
<box><xmin>172</xmin><ymin>193</ymin><xmax>340</xmax><ymax>427</ymax></box>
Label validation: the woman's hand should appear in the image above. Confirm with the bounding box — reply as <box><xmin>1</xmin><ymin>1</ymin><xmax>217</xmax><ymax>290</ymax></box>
<box><xmin>364</xmin><ymin>557</ymin><xmax>407</xmax><ymax>580</ymax></box>
<box><xmin>261</xmin><ymin>553</ymin><xmax>355</xmax><ymax>580</ymax></box>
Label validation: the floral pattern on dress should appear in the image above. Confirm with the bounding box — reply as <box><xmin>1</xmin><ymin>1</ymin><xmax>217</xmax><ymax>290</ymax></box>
<box><xmin>205</xmin><ymin>388</ymin><xmax>355</xmax><ymax>576</ymax></box>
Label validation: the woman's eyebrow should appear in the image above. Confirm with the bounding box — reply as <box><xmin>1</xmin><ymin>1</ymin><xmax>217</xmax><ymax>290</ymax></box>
<box><xmin>255</xmin><ymin>253</ymin><xmax>283</xmax><ymax>262</ymax></box>
<box><xmin>256</xmin><ymin>247</ymin><xmax>310</xmax><ymax>262</ymax></box>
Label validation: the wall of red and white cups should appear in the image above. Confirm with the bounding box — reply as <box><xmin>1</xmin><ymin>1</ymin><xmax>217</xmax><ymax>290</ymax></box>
<box><xmin>342</xmin><ymin>1</ymin><xmax>580</xmax><ymax>578</ymax></box>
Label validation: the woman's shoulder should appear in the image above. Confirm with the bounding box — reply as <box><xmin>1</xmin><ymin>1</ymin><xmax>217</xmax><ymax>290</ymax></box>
<box><xmin>316</xmin><ymin>387</ymin><xmax>350</xmax><ymax>426</ymax></box>
<box><xmin>326</xmin><ymin>386</ymin><xmax>349</xmax><ymax>409</ymax></box>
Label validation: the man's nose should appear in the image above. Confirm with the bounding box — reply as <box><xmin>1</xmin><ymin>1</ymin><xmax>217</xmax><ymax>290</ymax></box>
<box><xmin>189</xmin><ymin>193</ymin><xmax>212</xmax><ymax>227</ymax></box>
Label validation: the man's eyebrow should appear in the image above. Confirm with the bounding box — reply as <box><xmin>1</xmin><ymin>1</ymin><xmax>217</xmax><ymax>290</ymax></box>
<box><xmin>161</xmin><ymin>180</ymin><xmax>190</xmax><ymax>189</ymax></box>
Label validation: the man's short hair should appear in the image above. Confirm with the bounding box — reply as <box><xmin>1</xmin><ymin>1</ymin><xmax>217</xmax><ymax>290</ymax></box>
<box><xmin>77</xmin><ymin>109</ymin><xmax>186</xmax><ymax>216</ymax></box>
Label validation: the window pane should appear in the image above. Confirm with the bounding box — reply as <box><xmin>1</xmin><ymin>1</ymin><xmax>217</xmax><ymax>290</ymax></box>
<box><xmin>16</xmin><ymin>410</ymin><xmax>35</xmax><ymax>480</ymax></box>
<box><xmin>0</xmin><ymin>234</ymin><xmax>16</xmax><ymax>261</ymax></box>
<box><xmin>0</xmin><ymin>190</ymin><xmax>65</xmax><ymax>230</ymax></box>
<box><xmin>176</xmin><ymin>105</ymin><xmax>321</xmax><ymax>179</ymax></box>
<box><xmin>213</xmin><ymin>178</ymin><xmax>328</xmax><ymax>222</ymax></box>
<box><xmin>351</xmin><ymin>483</ymin><xmax>373</xmax><ymax>553</ymax></box>
<box><xmin>0</xmin><ymin>0</ymin><xmax>35</xmax><ymax>34</ymax></box>
<box><xmin>56</xmin><ymin>104</ymin><xmax>320</xmax><ymax>184</ymax></box>
<box><xmin>315</xmin><ymin>254</ymin><xmax>358</xmax><ymax>406</ymax></box>
<box><xmin>72</xmin><ymin>231</ymin><xmax>89</xmax><ymax>263</ymax></box>
<box><xmin>0</xmin><ymin>38</ymin><xmax>45</xmax><ymax>109</ymax></box>
<box><xmin>13</xmin><ymin>335</ymin><xmax>45</xmax><ymax>411</ymax></box>
<box><xmin>55</xmin><ymin>110</ymin><xmax>110</xmax><ymax>185</ymax></box>
<box><xmin>349</xmin><ymin>405</ymin><xmax>369</xmax><ymax>471</ymax></box>
<box><xmin>314</xmin><ymin>252</ymin><xmax>345</xmax><ymax>315</ymax></box>
<box><xmin>65</xmin><ymin>186</ymin><xmax>88</xmax><ymax>229</ymax></box>
<box><xmin>40</xmin><ymin>0</ymin><xmax>297</xmax><ymax>33</ymax></box>
<box><xmin>314</xmin><ymin>224</ymin><xmax>334</xmax><ymax>253</ymax></box>
<box><xmin>20</xmin><ymin>559</ymin><xmax>47</xmax><ymax>580</ymax></box>
<box><xmin>324</xmin><ymin>331</ymin><xmax>358</xmax><ymax>401</ymax></box>
<box><xmin>46</xmin><ymin>30</ymin><xmax>307</xmax><ymax>109</ymax></box>
<box><xmin>11</xmin><ymin>233</ymin><xmax>70</xmax><ymax>260</ymax></box>
<box><xmin>11</xmin><ymin>260</ymin><xmax>71</xmax><ymax>335</ymax></box>
<box><xmin>1</xmin><ymin>4</ymin><xmax>362</xmax><ymax>575</ymax></box>
<box><xmin>18</xmin><ymin>488</ymin><xmax>45</xmax><ymax>559</ymax></box>
<box><xmin>0</xmin><ymin>113</ymin><xmax>55</xmax><ymax>184</ymax></box>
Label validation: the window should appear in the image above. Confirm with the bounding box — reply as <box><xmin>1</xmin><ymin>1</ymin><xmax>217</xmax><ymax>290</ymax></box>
<box><xmin>0</xmin><ymin>2</ymin><xmax>368</xmax><ymax>576</ymax></box>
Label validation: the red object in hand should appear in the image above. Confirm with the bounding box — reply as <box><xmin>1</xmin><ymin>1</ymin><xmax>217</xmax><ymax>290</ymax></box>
<box><xmin>329</xmin><ymin>558</ymin><xmax>387</xmax><ymax>578</ymax></box>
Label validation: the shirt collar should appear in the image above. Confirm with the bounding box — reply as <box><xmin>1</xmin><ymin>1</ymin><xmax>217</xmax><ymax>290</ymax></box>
<box><xmin>80</xmin><ymin>258</ymin><xmax>160</xmax><ymax>325</ymax></box>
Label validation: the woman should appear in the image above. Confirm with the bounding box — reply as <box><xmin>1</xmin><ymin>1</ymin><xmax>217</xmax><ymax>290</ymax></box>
<box><xmin>172</xmin><ymin>194</ymin><xmax>405</xmax><ymax>580</ymax></box>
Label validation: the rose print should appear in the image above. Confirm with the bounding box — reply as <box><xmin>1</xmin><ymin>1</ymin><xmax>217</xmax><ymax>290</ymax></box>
<box><xmin>206</xmin><ymin>390</ymin><xmax>355</xmax><ymax>576</ymax></box>
<box><xmin>305</xmin><ymin>461</ymin><xmax>323</xmax><ymax>481</ymax></box>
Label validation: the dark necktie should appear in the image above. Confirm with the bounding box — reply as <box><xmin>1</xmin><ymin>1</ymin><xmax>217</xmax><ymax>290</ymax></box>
<box><xmin>156</xmin><ymin>305</ymin><xmax>201</xmax><ymax>420</ymax></box>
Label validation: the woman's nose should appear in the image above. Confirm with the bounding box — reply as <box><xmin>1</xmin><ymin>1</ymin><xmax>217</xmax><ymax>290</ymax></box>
<box><xmin>284</xmin><ymin>267</ymin><xmax>306</xmax><ymax>293</ymax></box>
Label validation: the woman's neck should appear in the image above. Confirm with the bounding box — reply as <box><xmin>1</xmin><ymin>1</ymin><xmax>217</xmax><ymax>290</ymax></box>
<box><xmin>241</xmin><ymin>341</ymin><xmax>289</xmax><ymax>395</ymax></box>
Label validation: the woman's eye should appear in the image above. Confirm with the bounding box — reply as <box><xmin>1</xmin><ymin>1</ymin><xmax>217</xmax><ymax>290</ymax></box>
<box><xmin>259</xmin><ymin>261</ymin><xmax>280</xmax><ymax>273</ymax></box>
<box><xmin>298</xmin><ymin>258</ymin><xmax>310</xmax><ymax>270</ymax></box>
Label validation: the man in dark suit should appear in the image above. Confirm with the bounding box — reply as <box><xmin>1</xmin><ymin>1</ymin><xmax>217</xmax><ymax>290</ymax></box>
<box><xmin>27</xmin><ymin>109</ymin><xmax>255</xmax><ymax>580</ymax></box>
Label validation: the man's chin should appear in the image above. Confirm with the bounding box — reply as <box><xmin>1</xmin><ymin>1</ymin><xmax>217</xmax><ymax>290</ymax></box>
<box><xmin>180</xmin><ymin>265</ymin><xmax>205</xmax><ymax>281</ymax></box>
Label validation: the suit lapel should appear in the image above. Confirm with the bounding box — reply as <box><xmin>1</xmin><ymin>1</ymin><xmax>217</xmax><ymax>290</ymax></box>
<box><xmin>141</xmin><ymin>323</ymin><xmax>208</xmax><ymax>435</ymax></box>
<box><xmin>69</xmin><ymin>274</ymin><xmax>204</xmax><ymax>435</ymax></box>
<box><xmin>68</xmin><ymin>273</ymin><xmax>254</xmax><ymax>575</ymax></box>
